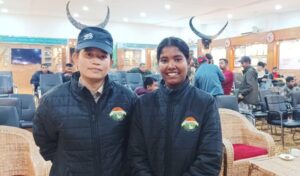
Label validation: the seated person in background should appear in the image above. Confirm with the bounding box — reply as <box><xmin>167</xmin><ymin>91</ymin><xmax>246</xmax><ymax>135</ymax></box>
<box><xmin>134</xmin><ymin>77</ymin><xmax>158</xmax><ymax>96</ymax></box>
<box><xmin>128</xmin><ymin>63</ymin><xmax>152</xmax><ymax>80</ymax></box>
<box><xmin>62</xmin><ymin>63</ymin><xmax>74</xmax><ymax>82</ymax></box>
<box><xmin>30</xmin><ymin>63</ymin><xmax>53</xmax><ymax>94</ymax></box>
<box><xmin>281</xmin><ymin>76</ymin><xmax>300</xmax><ymax>103</ymax></box>
<box><xmin>270</xmin><ymin>66</ymin><xmax>284</xmax><ymax>86</ymax></box>
<box><xmin>257</xmin><ymin>61</ymin><xmax>271</xmax><ymax>89</ymax></box>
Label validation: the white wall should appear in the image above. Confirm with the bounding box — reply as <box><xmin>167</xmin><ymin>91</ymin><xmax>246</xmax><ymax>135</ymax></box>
<box><xmin>0</xmin><ymin>14</ymin><xmax>181</xmax><ymax>44</ymax></box>
<box><xmin>180</xmin><ymin>10</ymin><xmax>300</xmax><ymax>42</ymax></box>
<box><xmin>1</xmin><ymin>10</ymin><xmax>300</xmax><ymax>45</ymax></box>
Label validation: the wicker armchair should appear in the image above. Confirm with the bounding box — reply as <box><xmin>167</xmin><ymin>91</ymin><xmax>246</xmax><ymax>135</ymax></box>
<box><xmin>0</xmin><ymin>125</ymin><xmax>51</xmax><ymax>176</ymax></box>
<box><xmin>219</xmin><ymin>109</ymin><xmax>275</xmax><ymax>176</ymax></box>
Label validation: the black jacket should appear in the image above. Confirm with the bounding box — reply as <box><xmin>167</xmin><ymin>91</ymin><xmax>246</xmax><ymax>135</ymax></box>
<box><xmin>128</xmin><ymin>80</ymin><xmax>222</xmax><ymax>176</ymax></box>
<box><xmin>33</xmin><ymin>72</ymin><xmax>136</xmax><ymax>176</ymax></box>
<box><xmin>30</xmin><ymin>70</ymin><xmax>53</xmax><ymax>91</ymax></box>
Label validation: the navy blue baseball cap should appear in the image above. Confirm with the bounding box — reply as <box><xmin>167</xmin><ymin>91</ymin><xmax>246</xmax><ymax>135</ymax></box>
<box><xmin>76</xmin><ymin>27</ymin><xmax>113</xmax><ymax>54</ymax></box>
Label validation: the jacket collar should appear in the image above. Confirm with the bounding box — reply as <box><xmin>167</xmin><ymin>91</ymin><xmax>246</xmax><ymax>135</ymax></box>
<box><xmin>159</xmin><ymin>78</ymin><xmax>190</xmax><ymax>99</ymax></box>
<box><xmin>70</xmin><ymin>71</ymin><xmax>113</xmax><ymax>100</ymax></box>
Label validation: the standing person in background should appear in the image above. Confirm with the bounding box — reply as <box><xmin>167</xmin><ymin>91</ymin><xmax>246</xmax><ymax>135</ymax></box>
<box><xmin>62</xmin><ymin>63</ymin><xmax>74</xmax><ymax>82</ymax></box>
<box><xmin>219</xmin><ymin>58</ymin><xmax>233</xmax><ymax>95</ymax></box>
<box><xmin>194</xmin><ymin>55</ymin><xmax>225</xmax><ymax>96</ymax></box>
<box><xmin>237</xmin><ymin>56</ymin><xmax>259</xmax><ymax>105</ymax></box>
<box><xmin>33</xmin><ymin>27</ymin><xmax>136</xmax><ymax>176</ymax></box>
<box><xmin>128</xmin><ymin>37</ymin><xmax>222</xmax><ymax>176</ymax></box>
<box><xmin>256</xmin><ymin>61</ymin><xmax>271</xmax><ymax>89</ymax></box>
<box><xmin>30</xmin><ymin>63</ymin><xmax>53</xmax><ymax>95</ymax></box>
<box><xmin>128</xmin><ymin>63</ymin><xmax>152</xmax><ymax>80</ymax></box>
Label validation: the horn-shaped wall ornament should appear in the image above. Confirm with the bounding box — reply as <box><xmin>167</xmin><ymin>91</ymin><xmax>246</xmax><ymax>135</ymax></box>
<box><xmin>66</xmin><ymin>1</ymin><xmax>110</xmax><ymax>30</ymax></box>
<box><xmin>189</xmin><ymin>16</ymin><xmax>228</xmax><ymax>50</ymax></box>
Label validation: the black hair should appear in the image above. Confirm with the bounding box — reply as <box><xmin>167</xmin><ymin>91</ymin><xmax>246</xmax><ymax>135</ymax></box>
<box><xmin>240</xmin><ymin>56</ymin><xmax>251</xmax><ymax>64</ymax></box>
<box><xmin>205</xmin><ymin>53</ymin><xmax>213</xmax><ymax>60</ymax></box>
<box><xmin>143</xmin><ymin>77</ymin><xmax>157</xmax><ymax>89</ymax></box>
<box><xmin>286</xmin><ymin>76</ymin><xmax>294</xmax><ymax>83</ymax></box>
<box><xmin>273</xmin><ymin>67</ymin><xmax>278</xmax><ymax>70</ymax></box>
<box><xmin>219</xmin><ymin>58</ymin><xmax>228</xmax><ymax>64</ymax></box>
<box><xmin>65</xmin><ymin>63</ymin><xmax>73</xmax><ymax>67</ymax></box>
<box><xmin>139</xmin><ymin>63</ymin><xmax>146</xmax><ymax>67</ymax></box>
<box><xmin>257</xmin><ymin>61</ymin><xmax>266</xmax><ymax>68</ymax></box>
<box><xmin>156</xmin><ymin>37</ymin><xmax>189</xmax><ymax>62</ymax></box>
<box><xmin>41</xmin><ymin>63</ymin><xmax>48</xmax><ymax>67</ymax></box>
<box><xmin>75</xmin><ymin>47</ymin><xmax>112</xmax><ymax>58</ymax></box>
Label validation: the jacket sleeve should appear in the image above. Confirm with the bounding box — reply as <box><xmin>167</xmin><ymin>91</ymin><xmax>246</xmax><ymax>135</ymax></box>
<box><xmin>217</xmin><ymin>67</ymin><xmax>225</xmax><ymax>83</ymax></box>
<box><xmin>33</xmin><ymin>97</ymin><xmax>58</xmax><ymax>161</ymax></box>
<box><xmin>183</xmin><ymin>98</ymin><xmax>223</xmax><ymax>176</ymax></box>
<box><xmin>128</xmin><ymin>99</ymin><xmax>153</xmax><ymax>176</ymax></box>
<box><xmin>239</xmin><ymin>70</ymin><xmax>255</xmax><ymax>96</ymax></box>
<box><xmin>30</xmin><ymin>72</ymin><xmax>39</xmax><ymax>86</ymax></box>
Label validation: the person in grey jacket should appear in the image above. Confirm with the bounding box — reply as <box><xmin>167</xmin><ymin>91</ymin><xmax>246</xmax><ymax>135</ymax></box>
<box><xmin>238</xmin><ymin>56</ymin><xmax>259</xmax><ymax>105</ymax></box>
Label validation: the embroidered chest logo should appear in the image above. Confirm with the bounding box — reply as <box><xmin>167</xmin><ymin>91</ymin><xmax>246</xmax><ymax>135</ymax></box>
<box><xmin>83</xmin><ymin>33</ymin><xmax>93</xmax><ymax>40</ymax></box>
<box><xmin>109</xmin><ymin>107</ymin><xmax>126</xmax><ymax>121</ymax></box>
<box><xmin>181</xmin><ymin>117</ymin><xmax>199</xmax><ymax>131</ymax></box>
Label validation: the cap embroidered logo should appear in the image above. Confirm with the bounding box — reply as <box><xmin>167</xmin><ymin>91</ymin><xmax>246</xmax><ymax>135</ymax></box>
<box><xmin>83</xmin><ymin>33</ymin><xmax>93</xmax><ymax>40</ymax></box>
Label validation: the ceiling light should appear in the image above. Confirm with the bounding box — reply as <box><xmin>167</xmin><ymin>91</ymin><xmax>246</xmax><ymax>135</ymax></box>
<box><xmin>1</xmin><ymin>8</ymin><xmax>8</xmax><ymax>13</ymax></box>
<box><xmin>82</xmin><ymin>6</ymin><xmax>89</xmax><ymax>11</ymax></box>
<box><xmin>73</xmin><ymin>13</ymin><xmax>79</xmax><ymax>18</ymax></box>
<box><xmin>275</xmin><ymin>4</ymin><xmax>282</xmax><ymax>10</ymax></box>
<box><xmin>140</xmin><ymin>12</ymin><xmax>146</xmax><ymax>17</ymax></box>
<box><xmin>227</xmin><ymin>14</ymin><xmax>233</xmax><ymax>19</ymax></box>
<box><xmin>165</xmin><ymin>4</ymin><xmax>171</xmax><ymax>10</ymax></box>
<box><xmin>0</xmin><ymin>0</ymin><xmax>4</xmax><ymax>4</ymax></box>
<box><xmin>123</xmin><ymin>17</ymin><xmax>129</xmax><ymax>22</ymax></box>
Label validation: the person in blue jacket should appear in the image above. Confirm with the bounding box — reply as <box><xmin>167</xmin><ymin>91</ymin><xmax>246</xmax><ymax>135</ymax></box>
<box><xmin>128</xmin><ymin>36</ymin><xmax>223</xmax><ymax>176</ymax></box>
<box><xmin>194</xmin><ymin>54</ymin><xmax>225</xmax><ymax>96</ymax></box>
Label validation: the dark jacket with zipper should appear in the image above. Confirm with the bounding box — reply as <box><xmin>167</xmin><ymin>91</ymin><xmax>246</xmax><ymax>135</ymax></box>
<box><xmin>128</xmin><ymin>79</ymin><xmax>223</xmax><ymax>176</ymax></box>
<box><xmin>238</xmin><ymin>66</ymin><xmax>259</xmax><ymax>105</ymax></box>
<box><xmin>33</xmin><ymin>72</ymin><xmax>136</xmax><ymax>176</ymax></box>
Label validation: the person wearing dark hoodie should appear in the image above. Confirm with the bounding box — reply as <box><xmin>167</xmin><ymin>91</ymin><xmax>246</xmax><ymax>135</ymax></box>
<box><xmin>237</xmin><ymin>56</ymin><xmax>259</xmax><ymax>105</ymax></box>
<box><xmin>128</xmin><ymin>37</ymin><xmax>222</xmax><ymax>176</ymax></box>
<box><xmin>33</xmin><ymin>27</ymin><xmax>136</xmax><ymax>176</ymax></box>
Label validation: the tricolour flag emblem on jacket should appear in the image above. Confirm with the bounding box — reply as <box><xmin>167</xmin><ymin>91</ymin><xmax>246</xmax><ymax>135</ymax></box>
<box><xmin>181</xmin><ymin>117</ymin><xmax>199</xmax><ymax>131</ymax></box>
<box><xmin>109</xmin><ymin>107</ymin><xmax>126</xmax><ymax>121</ymax></box>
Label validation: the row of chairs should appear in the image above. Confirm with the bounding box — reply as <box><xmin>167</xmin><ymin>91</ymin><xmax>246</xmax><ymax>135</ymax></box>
<box><xmin>217</xmin><ymin>90</ymin><xmax>300</xmax><ymax>146</ymax></box>
<box><xmin>0</xmin><ymin>94</ymin><xmax>35</xmax><ymax>128</ymax></box>
<box><xmin>109</xmin><ymin>71</ymin><xmax>162</xmax><ymax>90</ymax></box>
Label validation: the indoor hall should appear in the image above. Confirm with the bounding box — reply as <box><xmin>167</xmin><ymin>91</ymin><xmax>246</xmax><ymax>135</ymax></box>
<box><xmin>1</xmin><ymin>0</ymin><xmax>300</xmax><ymax>175</ymax></box>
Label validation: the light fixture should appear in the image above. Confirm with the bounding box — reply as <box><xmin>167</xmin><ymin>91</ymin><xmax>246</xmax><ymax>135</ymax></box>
<box><xmin>1</xmin><ymin>8</ymin><xmax>8</xmax><ymax>13</ymax></box>
<box><xmin>140</xmin><ymin>12</ymin><xmax>146</xmax><ymax>17</ymax></box>
<box><xmin>82</xmin><ymin>6</ymin><xmax>89</xmax><ymax>11</ymax></box>
<box><xmin>165</xmin><ymin>4</ymin><xmax>171</xmax><ymax>10</ymax></box>
<box><xmin>0</xmin><ymin>0</ymin><xmax>4</xmax><ymax>4</ymax></box>
<box><xmin>123</xmin><ymin>17</ymin><xmax>129</xmax><ymax>22</ymax></box>
<box><xmin>227</xmin><ymin>14</ymin><xmax>233</xmax><ymax>19</ymax></box>
<box><xmin>73</xmin><ymin>13</ymin><xmax>79</xmax><ymax>18</ymax></box>
<box><xmin>275</xmin><ymin>4</ymin><xmax>282</xmax><ymax>10</ymax></box>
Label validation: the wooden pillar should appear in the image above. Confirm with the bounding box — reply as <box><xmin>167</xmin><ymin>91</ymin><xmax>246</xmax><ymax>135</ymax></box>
<box><xmin>228</xmin><ymin>47</ymin><xmax>235</xmax><ymax>71</ymax></box>
<box><xmin>145</xmin><ymin>49</ymin><xmax>152</xmax><ymax>70</ymax></box>
<box><xmin>267</xmin><ymin>42</ymin><xmax>279</xmax><ymax>71</ymax></box>
<box><xmin>117</xmin><ymin>49</ymin><xmax>125</xmax><ymax>70</ymax></box>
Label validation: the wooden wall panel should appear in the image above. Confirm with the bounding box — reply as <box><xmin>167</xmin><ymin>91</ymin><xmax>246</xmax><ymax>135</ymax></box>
<box><xmin>0</xmin><ymin>43</ymin><xmax>67</xmax><ymax>94</ymax></box>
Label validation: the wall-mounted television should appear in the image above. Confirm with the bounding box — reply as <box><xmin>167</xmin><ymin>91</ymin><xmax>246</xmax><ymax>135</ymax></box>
<box><xmin>11</xmin><ymin>48</ymin><xmax>42</xmax><ymax>65</ymax></box>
